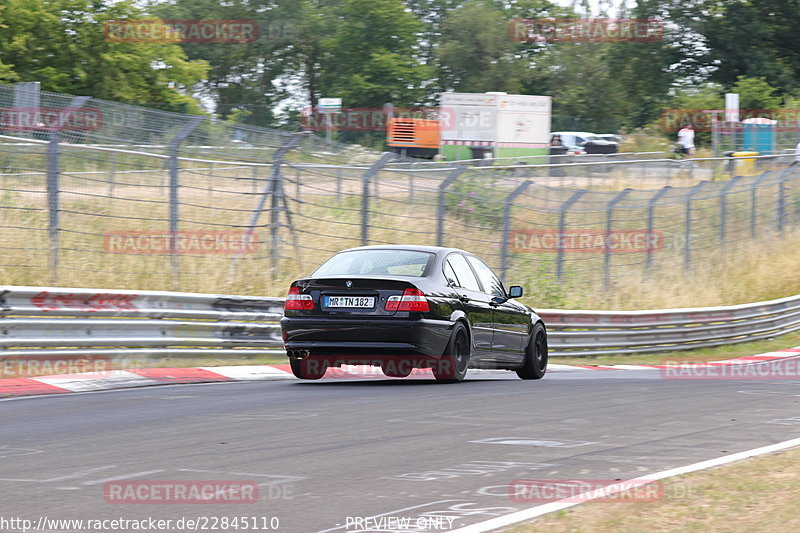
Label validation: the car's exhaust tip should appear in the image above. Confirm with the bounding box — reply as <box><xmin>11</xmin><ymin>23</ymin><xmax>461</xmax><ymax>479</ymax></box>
<box><xmin>287</xmin><ymin>349</ymin><xmax>310</xmax><ymax>359</ymax></box>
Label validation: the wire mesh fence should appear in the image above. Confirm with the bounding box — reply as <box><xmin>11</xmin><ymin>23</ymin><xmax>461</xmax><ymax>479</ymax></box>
<box><xmin>2</xmin><ymin>83</ymin><xmax>800</xmax><ymax>307</ymax></box>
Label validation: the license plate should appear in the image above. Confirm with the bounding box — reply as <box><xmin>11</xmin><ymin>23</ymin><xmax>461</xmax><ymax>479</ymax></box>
<box><xmin>324</xmin><ymin>296</ymin><xmax>375</xmax><ymax>308</ymax></box>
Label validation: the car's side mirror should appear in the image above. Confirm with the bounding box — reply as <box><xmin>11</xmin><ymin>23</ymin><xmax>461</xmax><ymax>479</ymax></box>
<box><xmin>508</xmin><ymin>285</ymin><xmax>523</xmax><ymax>298</ymax></box>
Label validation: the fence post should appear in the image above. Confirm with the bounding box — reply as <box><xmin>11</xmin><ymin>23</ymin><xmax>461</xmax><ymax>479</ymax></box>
<box><xmin>294</xmin><ymin>167</ymin><xmax>301</xmax><ymax>211</ymax></box>
<box><xmin>167</xmin><ymin>116</ymin><xmax>203</xmax><ymax>290</ymax></box>
<box><xmin>684</xmin><ymin>181</ymin><xmax>708</xmax><ymax>271</ymax></box>
<box><xmin>46</xmin><ymin>132</ymin><xmax>60</xmax><ymax>285</ymax></box>
<box><xmin>604</xmin><ymin>188</ymin><xmax>632</xmax><ymax>288</ymax></box>
<box><xmin>361</xmin><ymin>152</ymin><xmax>397</xmax><ymax>246</ymax></box>
<box><xmin>645</xmin><ymin>186</ymin><xmax>671</xmax><ymax>271</ymax></box>
<box><xmin>719</xmin><ymin>176</ymin><xmax>742</xmax><ymax>247</ymax></box>
<box><xmin>500</xmin><ymin>180</ymin><xmax>532</xmax><ymax>280</ymax></box>
<box><xmin>750</xmin><ymin>171</ymin><xmax>772</xmax><ymax>239</ymax></box>
<box><xmin>777</xmin><ymin>167</ymin><xmax>789</xmax><ymax>234</ymax></box>
<box><xmin>436</xmin><ymin>166</ymin><xmax>466</xmax><ymax>247</ymax></box>
<box><xmin>336</xmin><ymin>167</ymin><xmax>342</xmax><ymax>202</ymax></box>
<box><xmin>228</xmin><ymin>133</ymin><xmax>303</xmax><ymax>282</ymax></box>
<box><xmin>108</xmin><ymin>153</ymin><xmax>116</xmax><ymax>200</ymax></box>
<box><xmin>556</xmin><ymin>189</ymin><xmax>587</xmax><ymax>282</ymax></box>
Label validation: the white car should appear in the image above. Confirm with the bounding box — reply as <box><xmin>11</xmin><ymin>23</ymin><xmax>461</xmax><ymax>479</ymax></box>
<box><xmin>550</xmin><ymin>131</ymin><xmax>618</xmax><ymax>154</ymax></box>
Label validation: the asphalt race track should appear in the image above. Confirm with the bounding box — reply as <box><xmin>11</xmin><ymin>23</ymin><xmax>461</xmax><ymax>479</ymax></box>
<box><xmin>4</xmin><ymin>363</ymin><xmax>800</xmax><ymax>532</ymax></box>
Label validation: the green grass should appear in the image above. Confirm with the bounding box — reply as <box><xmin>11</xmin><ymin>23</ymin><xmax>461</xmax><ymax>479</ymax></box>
<box><xmin>509</xmin><ymin>445</ymin><xmax>800</xmax><ymax>533</ymax></box>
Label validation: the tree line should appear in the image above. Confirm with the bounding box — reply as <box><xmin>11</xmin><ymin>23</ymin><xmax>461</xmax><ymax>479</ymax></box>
<box><xmin>2</xmin><ymin>0</ymin><xmax>799</xmax><ymax>138</ymax></box>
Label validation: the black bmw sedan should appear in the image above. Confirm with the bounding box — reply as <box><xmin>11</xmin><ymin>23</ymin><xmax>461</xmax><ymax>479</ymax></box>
<box><xmin>280</xmin><ymin>245</ymin><xmax>547</xmax><ymax>382</ymax></box>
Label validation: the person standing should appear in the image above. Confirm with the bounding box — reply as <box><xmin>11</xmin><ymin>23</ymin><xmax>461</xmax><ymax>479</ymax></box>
<box><xmin>677</xmin><ymin>124</ymin><xmax>696</xmax><ymax>157</ymax></box>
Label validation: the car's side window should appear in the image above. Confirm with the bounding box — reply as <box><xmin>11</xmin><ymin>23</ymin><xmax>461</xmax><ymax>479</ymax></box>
<box><xmin>443</xmin><ymin>260</ymin><xmax>460</xmax><ymax>287</ymax></box>
<box><xmin>446</xmin><ymin>254</ymin><xmax>481</xmax><ymax>292</ymax></box>
<box><xmin>466</xmin><ymin>256</ymin><xmax>505</xmax><ymax>297</ymax></box>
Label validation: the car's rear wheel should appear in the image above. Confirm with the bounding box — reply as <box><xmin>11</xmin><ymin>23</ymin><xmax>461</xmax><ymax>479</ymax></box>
<box><xmin>290</xmin><ymin>357</ymin><xmax>328</xmax><ymax>380</ymax></box>
<box><xmin>517</xmin><ymin>322</ymin><xmax>547</xmax><ymax>380</ymax></box>
<box><xmin>433</xmin><ymin>322</ymin><xmax>470</xmax><ymax>382</ymax></box>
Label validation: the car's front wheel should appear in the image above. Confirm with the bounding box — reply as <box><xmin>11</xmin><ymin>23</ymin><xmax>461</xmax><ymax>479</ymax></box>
<box><xmin>433</xmin><ymin>322</ymin><xmax>470</xmax><ymax>382</ymax></box>
<box><xmin>290</xmin><ymin>357</ymin><xmax>328</xmax><ymax>380</ymax></box>
<box><xmin>517</xmin><ymin>322</ymin><xmax>547</xmax><ymax>380</ymax></box>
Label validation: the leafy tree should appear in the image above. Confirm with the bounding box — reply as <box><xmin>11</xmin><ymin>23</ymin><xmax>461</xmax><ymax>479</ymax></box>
<box><xmin>732</xmin><ymin>76</ymin><xmax>782</xmax><ymax>109</ymax></box>
<box><xmin>0</xmin><ymin>0</ymin><xmax>208</xmax><ymax>112</ymax></box>
<box><xmin>436</xmin><ymin>1</ymin><xmax>531</xmax><ymax>94</ymax></box>
<box><xmin>698</xmin><ymin>0</ymin><xmax>800</xmax><ymax>95</ymax></box>
<box><xmin>320</xmin><ymin>0</ymin><xmax>430</xmax><ymax>108</ymax></box>
<box><xmin>149</xmin><ymin>0</ymin><xmax>299</xmax><ymax>124</ymax></box>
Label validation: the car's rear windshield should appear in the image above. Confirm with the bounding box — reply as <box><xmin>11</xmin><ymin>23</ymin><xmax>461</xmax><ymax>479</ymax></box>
<box><xmin>312</xmin><ymin>249</ymin><xmax>434</xmax><ymax>277</ymax></box>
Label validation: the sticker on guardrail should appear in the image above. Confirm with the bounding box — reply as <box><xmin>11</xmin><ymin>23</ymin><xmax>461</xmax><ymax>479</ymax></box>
<box><xmin>31</xmin><ymin>291</ymin><xmax>139</xmax><ymax>312</ymax></box>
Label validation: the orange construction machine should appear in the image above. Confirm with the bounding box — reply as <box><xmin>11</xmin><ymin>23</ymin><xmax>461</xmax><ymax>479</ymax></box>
<box><xmin>386</xmin><ymin>118</ymin><xmax>440</xmax><ymax>159</ymax></box>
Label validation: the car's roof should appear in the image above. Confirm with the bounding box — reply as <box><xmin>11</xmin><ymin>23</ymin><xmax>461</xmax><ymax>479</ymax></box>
<box><xmin>339</xmin><ymin>244</ymin><xmax>470</xmax><ymax>256</ymax></box>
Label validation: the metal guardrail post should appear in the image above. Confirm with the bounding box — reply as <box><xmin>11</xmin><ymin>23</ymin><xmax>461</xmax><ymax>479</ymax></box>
<box><xmin>46</xmin><ymin>132</ymin><xmax>60</xmax><ymax>285</ymax></box>
<box><xmin>556</xmin><ymin>189</ymin><xmax>587</xmax><ymax>282</ymax></box>
<box><xmin>684</xmin><ymin>181</ymin><xmax>708</xmax><ymax>271</ymax></box>
<box><xmin>361</xmin><ymin>152</ymin><xmax>397</xmax><ymax>246</ymax></box>
<box><xmin>750</xmin><ymin>170</ymin><xmax>772</xmax><ymax>239</ymax></box>
<box><xmin>719</xmin><ymin>176</ymin><xmax>742</xmax><ymax>247</ymax></box>
<box><xmin>646</xmin><ymin>186</ymin><xmax>671</xmax><ymax>271</ymax></box>
<box><xmin>436</xmin><ymin>166</ymin><xmax>466</xmax><ymax>247</ymax></box>
<box><xmin>604</xmin><ymin>188</ymin><xmax>632</xmax><ymax>288</ymax></box>
<box><xmin>167</xmin><ymin>116</ymin><xmax>203</xmax><ymax>289</ymax></box>
<box><xmin>500</xmin><ymin>180</ymin><xmax>532</xmax><ymax>280</ymax></box>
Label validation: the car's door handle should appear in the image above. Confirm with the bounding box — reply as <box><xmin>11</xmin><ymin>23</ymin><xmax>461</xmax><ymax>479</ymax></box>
<box><xmin>459</xmin><ymin>295</ymin><xmax>471</xmax><ymax>303</ymax></box>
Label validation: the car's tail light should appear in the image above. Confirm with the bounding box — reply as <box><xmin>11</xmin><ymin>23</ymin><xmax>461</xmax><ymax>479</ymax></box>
<box><xmin>385</xmin><ymin>288</ymin><xmax>430</xmax><ymax>312</ymax></box>
<box><xmin>285</xmin><ymin>286</ymin><xmax>314</xmax><ymax>310</ymax></box>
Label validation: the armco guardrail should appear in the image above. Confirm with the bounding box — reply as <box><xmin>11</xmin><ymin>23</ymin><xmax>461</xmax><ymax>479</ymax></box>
<box><xmin>0</xmin><ymin>286</ymin><xmax>285</xmax><ymax>358</ymax></box>
<box><xmin>2</xmin><ymin>286</ymin><xmax>799</xmax><ymax>359</ymax></box>
<box><xmin>538</xmin><ymin>294</ymin><xmax>800</xmax><ymax>356</ymax></box>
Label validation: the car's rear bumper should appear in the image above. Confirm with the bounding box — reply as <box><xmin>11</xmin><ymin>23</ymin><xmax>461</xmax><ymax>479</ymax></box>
<box><xmin>280</xmin><ymin>316</ymin><xmax>452</xmax><ymax>359</ymax></box>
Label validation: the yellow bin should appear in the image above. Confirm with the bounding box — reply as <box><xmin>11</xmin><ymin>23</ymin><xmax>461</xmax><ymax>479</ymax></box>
<box><xmin>731</xmin><ymin>151</ymin><xmax>759</xmax><ymax>176</ymax></box>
